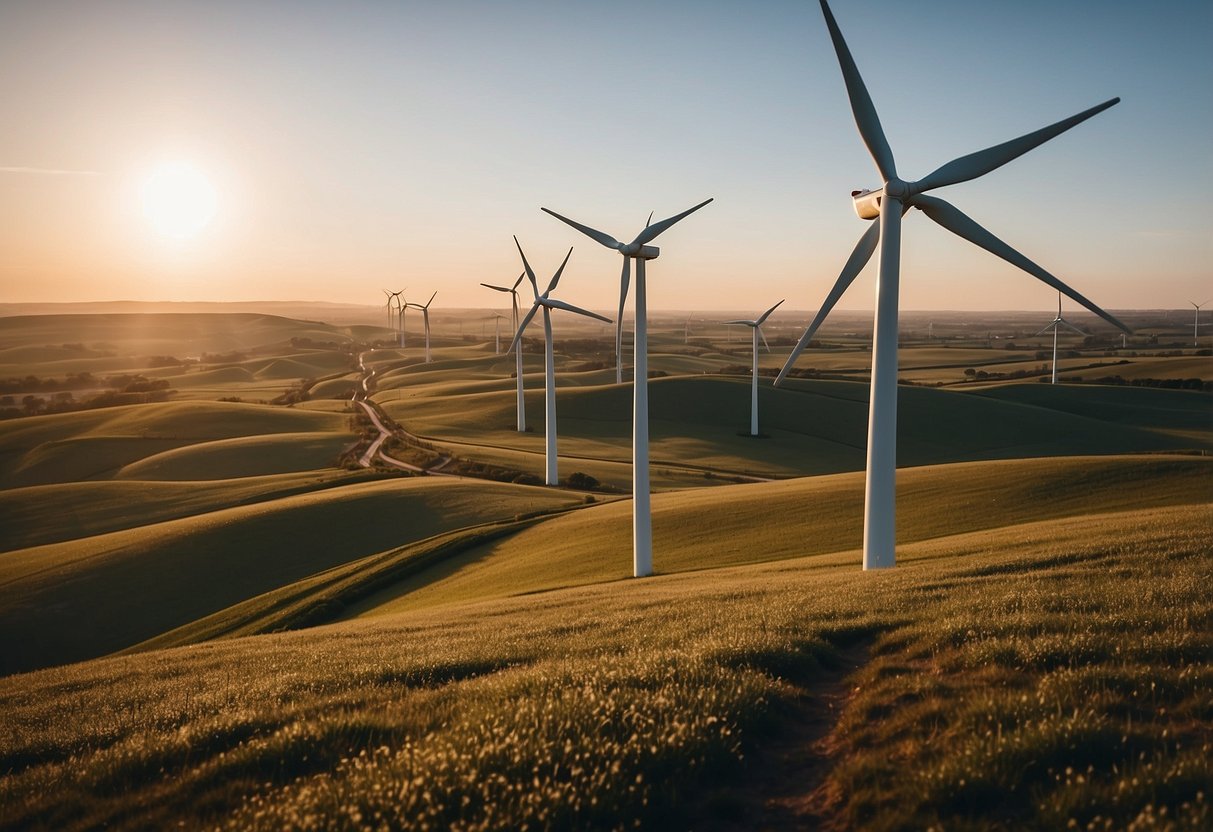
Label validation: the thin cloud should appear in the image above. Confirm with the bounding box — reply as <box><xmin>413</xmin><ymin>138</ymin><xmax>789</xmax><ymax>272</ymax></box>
<box><xmin>0</xmin><ymin>166</ymin><xmax>102</xmax><ymax>176</ymax></box>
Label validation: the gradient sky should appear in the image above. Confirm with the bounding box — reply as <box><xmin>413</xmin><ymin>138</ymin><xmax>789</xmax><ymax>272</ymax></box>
<box><xmin>1</xmin><ymin>0</ymin><xmax>1210</xmax><ymax>313</ymax></box>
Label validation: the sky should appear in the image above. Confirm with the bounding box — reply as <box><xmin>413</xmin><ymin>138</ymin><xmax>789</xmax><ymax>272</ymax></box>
<box><xmin>1</xmin><ymin>0</ymin><xmax>1210</xmax><ymax>313</ymax></box>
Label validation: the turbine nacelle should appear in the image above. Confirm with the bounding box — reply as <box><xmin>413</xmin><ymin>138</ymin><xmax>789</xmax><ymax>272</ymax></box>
<box><xmin>620</xmin><ymin>243</ymin><xmax>661</xmax><ymax>259</ymax></box>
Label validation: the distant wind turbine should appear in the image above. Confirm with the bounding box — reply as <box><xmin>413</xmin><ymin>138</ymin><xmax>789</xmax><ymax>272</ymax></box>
<box><xmin>543</xmin><ymin>199</ymin><xmax>713</xmax><ymax>577</ymax></box>
<box><xmin>724</xmin><ymin>299</ymin><xmax>784</xmax><ymax>437</ymax></box>
<box><xmin>407</xmin><ymin>292</ymin><xmax>437</xmax><ymax>363</ymax></box>
<box><xmin>1191</xmin><ymin>300</ymin><xmax>1210</xmax><ymax>347</ymax></box>
<box><xmin>508</xmin><ymin>239</ymin><xmax>611</xmax><ymax>486</ymax></box>
<box><xmin>776</xmin><ymin>0</ymin><xmax>1129</xmax><ymax>571</ymax></box>
<box><xmin>483</xmin><ymin>273</ymin><xmax>527</xmax><ymax>431</ymax></box>
<box><xmin>1036</xmin><ymin>292</ymin><xmax>1086</xmax><ymax>384</ymax></box>
<box><xmin>722</xmin><ymin>303</ymin><xmax>781</xmax><ymax>439</ymax></box>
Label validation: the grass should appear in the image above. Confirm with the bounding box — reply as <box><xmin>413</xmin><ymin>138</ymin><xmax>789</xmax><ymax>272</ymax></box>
<box><xmin>346</xmin><ymin>454</ymin><xmax>1213</xmax><ymax>617</ymax></box>
<box><xmin>378</xmin><ymin>376</ymin><xmax>1207</xmax><ymax>484</ymax></box>
<box><xmin>0</xmin><ymin>503</ymin><xmax>1207</xmax><ymax>830</ymax></box>
<box><xmin>0</xmin><ymin>478</ymin><xmax>587</xmax><ymax>674</ymax></box>
<box><xmin>0</xmin><ymin>401</ymin><xmax>350</xmax><ymax>488</ymax></box>
<box><xmin>0</xmin><ymin>469</ymin><xmax>383</xmax><ymax>552</ymax></box>
<box><xmin>113</xmin><ymin>431</ymin><xmax>355</xmax><ymax>480</ymax></box>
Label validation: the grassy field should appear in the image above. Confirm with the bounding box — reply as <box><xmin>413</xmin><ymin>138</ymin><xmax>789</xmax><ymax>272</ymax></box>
<box><xmin>0</xmin><ymin>401</ymin><xmax>351</xmax><ymax>488</ymax></box>
<box><xmin>0</xmin><ymin>478</ymin><xmax>587</xmax><ymax>674</ymax></box>
<box><xmin>0</xmin><ymin>502</ymin><xmax>1207</xmax><ymax>830</ymax></box>
<box><xmin>377</xmin><ymin>375</ymin><xmax>1208</xmax><ymax>484</ymax></box>
<box><xmin>0</xmin><ymin>309</ymin><xmax>1210</xmax><ymax>828</ymax></box>
<box><xmin>346</xmin><ymin>455</ymin><xmax>1213</xmax><ymax>617</ymax></box>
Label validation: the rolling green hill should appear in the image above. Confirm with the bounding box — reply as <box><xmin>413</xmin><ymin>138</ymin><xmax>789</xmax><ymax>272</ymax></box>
<box><xmin>0</xmin><ymin>501</ymin><xmax>1206</xmax><ymax>831</ymax></box>
<box><xmin>0</xmin><ymin>478</ymin><xmax>587</xmax><ymax>675</ymax></box>
<box><xmin>346</xmin><ymin>455</ymin><xmax>1213</xmax><ymax>618</ymax></box>
<box><xmin>0</xmin><ymin>401</ymin><xmax>349</xmax><ymax>488</ymax></box>
<box><xmin>379</xmin><ymin>376</ymin><xmax>1206</xmax><ymax>481</ymax></box>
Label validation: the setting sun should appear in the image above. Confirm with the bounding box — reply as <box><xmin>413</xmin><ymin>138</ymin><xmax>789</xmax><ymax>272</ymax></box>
<box><xmin>140</xmin><ymin>162</ymin><xmax>217</xmax><ymax>241</ymax></box>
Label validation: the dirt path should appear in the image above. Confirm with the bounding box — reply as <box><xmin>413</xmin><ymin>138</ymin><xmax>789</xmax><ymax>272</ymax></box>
<box><xmin>688</xmin><ymin>641</ymin><xmax>870</xmax><ymax>830</ymax></box>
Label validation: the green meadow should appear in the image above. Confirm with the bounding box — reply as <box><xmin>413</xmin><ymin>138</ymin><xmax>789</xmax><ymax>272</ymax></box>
<box><xmin>0</xmin><ymin>309</ymin><xmax>1210</xmax><ymax>829</ymax></box>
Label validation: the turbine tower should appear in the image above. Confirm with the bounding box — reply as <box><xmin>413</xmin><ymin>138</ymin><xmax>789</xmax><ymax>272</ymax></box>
<box><xmin>1191</xmin><ymin>300</ymin><xmax>1209</xmax><ymax>347</ymax></box>
<box><xmin>483</xmin><ymin>273</ymin><xmax>527</xmax><ymax>431</ymax></box>
<box><xmin>543</xmin><ymin>199</ymin><xmax>713</xmax><ymax>577</ymax></box>
<box><xmin>777</xmin><ymin>0</ymin><xmax>1129</xmax><ymax>570</ymax></box>
<box><xmin>724</xmin><ymin>300</ymin><xmax>784</xmax><ymax>437</ymax></box>
<box><xmin>407</xmin><ymin>292</ymin><xmax>437</xmax><ymax>363</ymax></box>
<box><xmin>508</xmin><ymin>239</ymin><xmax>611</xmax><ymax>486</ymax></box>
<box><xmin>1036</xmin><ymin>292</ymin><xmax>1085</xmax><ymax>384</ymax></box>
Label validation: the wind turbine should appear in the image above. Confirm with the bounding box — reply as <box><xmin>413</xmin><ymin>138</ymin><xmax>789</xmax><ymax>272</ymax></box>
<box><xmin>483</xmin><ymin>273</ymin><xmax>527</xmax><ymax>431</ymax></box>
<box><xmin>776</xmin><ymin>0</ymin><xmax>1130</xmax><ymax>570</ymax></box>
<box><xmin>724</xmin><ymin>299</ymin><xmax>784</xmax><ymax>437</ymax></box>
<box><xmin>543</xmin><ymin>200</ymin><xmax>712</xmax><ymax>386</ymax></box>
<box><xmin>507</xmin><ymin>239</ymin><xmax>611</xmax><ymax>486</ymax></box>
<box><xmin>492</xmin><ymin>314</ymin><xmax>507</xmax><ymax>354</ymax></box>
<box><xmin>542</xmin><ymin>199</ymin><xmax>713</xmax><ymax>577</ymax></box>
<box><xmin>407</xmin><ymin>292</ymin><xmax>437</xmax><ymax>363</ymax></box>
<box><xmin>382</xmin><ymin>290</ymin><xmax>396</xmax><ymax>333</ymax></box>
<box><xmin>1036</xmin><ymin>292</ymin><xmax>1086</xmax><ymax>384</ymax></box>
<box><xmin>397</xmin><ymin>299</ymin><xmax>408</xmax><ymax>348</ymax></box>
<box><xmin>1191</xmin><ymin>300</ymin><xmax>1209</xmax><ymax>346</ymax></box>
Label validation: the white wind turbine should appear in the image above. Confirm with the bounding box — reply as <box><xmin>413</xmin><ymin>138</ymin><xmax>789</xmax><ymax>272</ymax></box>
<box><xmin>407</xmin><ymin>292</ymin><xmax>437</xmax><ymax>363</ymax></box>
<box><xmin>507</xmin><ymin>238</ymin><xmax>611</xmax><ymax>486</ymax></box>
<box><xmin>777</xmin><ymin>0</ymin><xmax>1130</xmax><ymax>570</ymax></box>
<box><xmin>542</xmin><ymin>199</ymin><xmax>713</xmax><ymax>577</ymax></box>
<box><xmin>483</xmin><ymin>273</ymin><xmax>527</xmax><ymax>431</ymax></box>
<box><xmin>724</xmin><ymin>299</ymin><xmax>784</xmax><ymax>437</ymax></box>
<box><xmin>1036</xmin><ymin>292</ymin><xmax>1086</xmax><ymax>384</ymax></box>
<box><xmin>1191</xmin><ymin>300</ymin><xmax>1209</xmax><ymax>347</ymax></box>
<box><xmin>397</xmin><ymin>298</ymin><xmax>408</xmax><ymax>348</ymax></box>
<box><xmin>543</xmin><ymin>200</ymin><xmax>713</xmax><ymax>386</ymax></box>
<box><xmin>491</xmin><ymin>314</ymin><xmax>507</xmax><ymax>354</ymax></box>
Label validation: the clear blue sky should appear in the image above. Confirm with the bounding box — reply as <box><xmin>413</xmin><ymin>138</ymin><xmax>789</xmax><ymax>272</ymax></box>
<box><xmin>1</xmin><ymin>0</ymin><xmax>1209</xmax><ymax>312</ymax></box>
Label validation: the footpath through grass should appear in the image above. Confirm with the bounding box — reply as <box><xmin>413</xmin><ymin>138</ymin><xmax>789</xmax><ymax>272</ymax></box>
<box><xmin>0</xmin><ymin>503</ymin><xmax>1208</xmax><ymax>830</ymax></box>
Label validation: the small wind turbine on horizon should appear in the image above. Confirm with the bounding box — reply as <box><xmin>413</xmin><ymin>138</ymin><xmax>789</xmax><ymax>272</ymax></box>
<box><xmin>776</xmin><ymin>0</ymin><xmax>1130</xmax><ymax>571</ymax></box>
<box><xmin>724</xmin><ymin>299</ymin><xmax>784</xmax><ymax>437</ymax></box>
<box><xmin>542</xmin><ymin>198</ymin><xmax>713</xmax><ymax>577</ymax></box>
<box><xmin>1191</xmin><ymin>300</ymin><xmax>1209</xmax><ymax>346</ymax></box>
<box><xmin>507</xmin><ymin>239</ymin><xmax>611</xmax><ymax>486</ymax></box>
<box><xmin>1036</xmin><ymin>292</ymin><xmax>1086</xmax><ymax>384</ymax></box>
<box><xmin>483</xmin><ymin>273</ymin><xmax>527</xmax><ymax>431</ymax></box>
<box><xmin>407</xmin><ymin>292</ymin><xmax>438</xmax><ymax>363</ymax></box>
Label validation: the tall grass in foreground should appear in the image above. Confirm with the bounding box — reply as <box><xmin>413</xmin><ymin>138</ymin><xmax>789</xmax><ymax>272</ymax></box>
<box><xmin>0</xmin><ymin>504</ymin><xmax>1209</xmax><ymax>830</ymax></box>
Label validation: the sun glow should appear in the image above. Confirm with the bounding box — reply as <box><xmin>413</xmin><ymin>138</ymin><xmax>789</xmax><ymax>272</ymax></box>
<box><xmin>140</xmin><ymin>162</ymin><xmax>217</xmax><ymax>240</ymax></box>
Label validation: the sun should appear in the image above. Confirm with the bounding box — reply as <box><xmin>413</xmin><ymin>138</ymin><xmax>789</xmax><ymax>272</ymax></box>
<box><xmin>140</xmin><ymin>162</ymin><xmax>218</xmax><ymax>240</ymax></box>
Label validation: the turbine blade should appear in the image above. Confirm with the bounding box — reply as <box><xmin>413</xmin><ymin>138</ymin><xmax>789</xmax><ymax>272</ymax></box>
<box><xmin>542</xmin><ymin>297</ymin><xmax>612</xmax><ymax>323</ymax></box>
<box><xmin>912</xmin><ymin>194</ymin><xmax>1132</xmax><ymax>333</ymax></box>
<box><xmin>507</xmin><ymin>303</ymin><xmax>542</xmax><ymax>354</ymax></box>
<box><xmin>912</xmin><ymin>98</ymin><xmax>1120</xmax><ymax>193</ymax></box>
<box><xmin>775</xmin><ymin>221</ymin><xmax>881</xmax><ymax>386</ymax></box>
<box><xmin>425</xmin><ymin>291</ymin><xmax>437</xmax><ymax>308</ymax></box>
<box><xmin>1033</xmin><ymin>322</ymin><xmax>1057</xmax><ymax>337</ymax></box>
<box><xmin>545</xmin><ymin>247</ymin><xmax>574</xmax><ymax>296</ymax></box>
<box><xmin>721</xmin><ymin>319</ymin><xmax>755</xmax><ymax>326</ymax></box>
<box><xmin>631</xmin><ymin>198</ymin><xmax>714</xmax><ymax>246</ymax></box>
<box><xmin>756</xmin><ymin>298</ymin><xmax>785</xmax><ymax>325</ymax></box>
<box><xmin>481</xmin><ymin>282</ymin><xmax>512</xmax><ymax>293</ymax></box>
<box><xmin>1060</xmin><ymin>319</ymin><xmax>1087</xmax><ymax>336</ymax></box>
<box><xmin>616</xmin><ymin>257</ymin><xmax>630</xmax><ymax>364</ymax></box>
<box><xmin>819</xmin><ymin>0</ymin><xmax>897</xmax><ymax>182</ymax></box>
<box><xmin>759</xmin><ymin>326</ymin><xmax>772</xmax><ymax>353</ymax></box>
<box><xmin>513</xmin><ymin>236</ymin><xmax>541</xmax><ymax>299</ymax></box>
<box><xmin>541</xmin><ymin>208</ymin><xmax>622</xmax><ymax>249</ymax></box>
<box><xmin>513</xmin><ymin>271</ymin><xmax>526</xmax><ymax>290</ymax></box>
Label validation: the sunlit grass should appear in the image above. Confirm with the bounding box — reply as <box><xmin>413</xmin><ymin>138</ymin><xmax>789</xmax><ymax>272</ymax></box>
<box><xmin>0</xmin><ymin>503</ymin><xmax>1208</xmax><ymax>830</ymax></box>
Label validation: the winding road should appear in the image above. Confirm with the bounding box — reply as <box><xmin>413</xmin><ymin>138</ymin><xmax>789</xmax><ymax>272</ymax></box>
<box><xmin>352</xmin><ymin>350</ymin><xmax>452</xmax><ymax>475</ymax></box>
